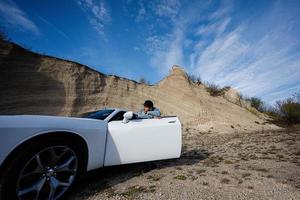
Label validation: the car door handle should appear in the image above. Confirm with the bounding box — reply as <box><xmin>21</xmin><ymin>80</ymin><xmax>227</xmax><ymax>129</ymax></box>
<box><xmin>168</xmin><ymin>120</ymin><xmax>176</xmax><ymax>123</ymax></box>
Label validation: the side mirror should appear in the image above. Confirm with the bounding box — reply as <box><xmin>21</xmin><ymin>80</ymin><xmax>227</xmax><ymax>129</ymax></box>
<box><xmin>122</xmin><ymin>111</ymin><xmax>133</xmax><ymax>123</ymax></box>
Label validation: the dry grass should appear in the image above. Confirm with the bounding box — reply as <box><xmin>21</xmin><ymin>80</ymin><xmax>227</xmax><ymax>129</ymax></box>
<box><xmin>220</xmin><ymin>178</ymin><xmax>231</xmax><ymax>184</ymax></box>
<box><xmin>241</xmin><ymin>173</ymin><xmax>251</xmax><ymax>178</ymax></box>
<box><xmin>196</xmin><ymin>169</ymin><xmax>206</xmax><ymax>174</ymax></box>
<box><xmin>205</xmin><ymin>83</ymin><xmax>228</xmax><ymax>97</ymax></box>
<box><xmin>174</xmin><ymin>175</ymin><xmax>187</xmax><ymax>180</ymax></box>
<box><xmin>121</xmin><ymin>185</ymin><xmax>148</xmax><ymax>199</ymax></box>
<box><xmin>147</xmin><ymin>174</ymin><xmax>162</xmax><ymax>181</ymax></box>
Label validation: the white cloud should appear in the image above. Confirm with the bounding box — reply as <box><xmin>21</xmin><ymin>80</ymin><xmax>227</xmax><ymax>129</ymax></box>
<box><xmin>143</xmin><ymin>0</ymin><xmax>187</xmax><ymax>72</ymax></box>
<box><xmin>190</xmin><ymin>1</ymin><xmax>300</xmax><ymax>103</ymax></box>
<box><xmin>209</xmin><ymin>6</ymin><xmax>231</xmax><ymax>20</ymax></box>
<box><xmin>142</xmin><ymin>0</ymin><xmax>299</xmax><ymax>103</ymax></box>
<box><xmin>153</xmin><ymin>0</ymin><xmax>181</xmax><ymax>21</ymax></box>
<box><xmin>195</xmin><ymin>27</ymin><xmax>249</xmax><ymax>80</ymax></box>
<box><xmin>146</xmin><ymin>34</ymin><xmax>171</xmax><ymax>69</ymax></box>
<box><xmin>133</xmin><ymin>46</ymin><xmax>140</xmax><ymax>51</ymax></box>
<box><xmin>77</xmin><ymin>0</ymin><xmax>110</xmax><ymax>36</ymax></box>
<box><xmin>0</xmin><ymin>0</ymin><xmax>40</xmax><ymax>34</ymax></box>
<box><xmin>196</xmin><ymin>17</ymin><xmax>231</xmax><ymax>36</ymax></box>
<box><xmin>133</xmin><ymin>0</ymin><xmax>181</xmax><ymax>23</ymax></box>
<box><xmin>164</xmin><ymin>29</ymin><xmax>184</xmax><ymax>68</ymax></box>
<box><xmin>135</xmin><ymin>4</ymin><xmax>146</xmax><ymax>22</ymax></box>
<box><xmin>144</xmin><ymin>0</ymin><xmax>213</xmax><ymax>73</ymax></box>
<box><xmin>146</xmin><ymin>35</ymin><xmax>171</xmax><ymax>54</ymax></box>
<box><xmin>145</xmin><ymin>28</ymin><xmax>184</xmax><ymax>73</ymax></box>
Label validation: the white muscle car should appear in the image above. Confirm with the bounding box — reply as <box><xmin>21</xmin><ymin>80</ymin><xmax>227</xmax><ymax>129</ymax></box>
<box><xmin>0</xmin><ymin>108</ymin><xmax>182</xmax><ymax>200</ymax></box>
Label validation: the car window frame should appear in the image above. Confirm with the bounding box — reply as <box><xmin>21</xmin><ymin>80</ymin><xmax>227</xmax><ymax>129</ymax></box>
<box><xmin>79</xmin><ymin>109</ymin><xmax>115</xmax><ymax>120</ymax></box>
<box><xmin>108</xmin><ymin>111</ymin><xmax>126</xmax><ymax>122</ymax></box>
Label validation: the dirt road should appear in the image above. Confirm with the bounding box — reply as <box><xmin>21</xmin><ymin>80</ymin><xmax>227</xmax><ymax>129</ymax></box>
<box><xmin>67</xmin><ymin>126</ymin><xmax>300</xmax><ymax>200</ymax></box>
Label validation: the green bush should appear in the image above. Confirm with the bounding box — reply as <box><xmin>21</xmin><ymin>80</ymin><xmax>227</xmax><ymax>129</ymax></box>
<box><xmin>205</xmin><ymin>83</ymin><xmax>230</xmax><ymax>97</ymax></box>
<box><xmin>246</xmin><ymin>97</ymin><xmax>264</xmax><ymax>112</ymax></box>
<box><xmin>276</xmin><ymin>98</ymin><xmax>300</xmax><ymax>123</ymax></box>
<box><xmin>245</xmin><ymin>91</ymin><xmax>300</xmax><ymax>124</ymax></box>
<box><xmin>263</xmin><ymin>105</ymin><xmax>280</xmax><ymax>119</ymax></box>
<box><xmin>206</xmin><ymin>83</ymin><xmax>223</xmax><ymax>96</ymax></box>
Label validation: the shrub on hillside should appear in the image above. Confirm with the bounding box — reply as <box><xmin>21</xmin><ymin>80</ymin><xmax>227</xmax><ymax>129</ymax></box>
<box><xmin>276</xmin><ymin>98</ymin><xmax>300</xmax><ymax>123</ymax></box>
<box><xmin>223</xmin><ymin>86</ymin><xmax>231</xmax><ymax>91</ymax></box>
<box><xmin>139</xmin><ymin>77</ymin><xmax>146</xmax><ymax>84</ymax></box>
<box><xmin>236</xmin><ymin>92</ymin><xmax>246</xmax><ymax>106</ymax></box>
<box><xmin>187</xmin><ymin>74</ymin><xmax>202</xmax><ymax>85</ymax></box>
<box><xmin>262</xmin><ymin>105</ymin><xmax>280</xmax><ymax>119</ymax></box>
<box><xmin>205</xmin><ymin>83</ymin><xmax>230</xmax><ymax>97</ymax></box>
<box><xmin>246</xmin><ymin>97</ymin><xmax>264</xmax><ymax>112</ymax></box>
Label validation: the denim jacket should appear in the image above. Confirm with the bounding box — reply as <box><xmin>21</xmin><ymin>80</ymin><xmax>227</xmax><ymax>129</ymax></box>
<box><xmin>137</xmin><ymin>107</ymin><xmax>161</xmax><ymax>119</ymax></box>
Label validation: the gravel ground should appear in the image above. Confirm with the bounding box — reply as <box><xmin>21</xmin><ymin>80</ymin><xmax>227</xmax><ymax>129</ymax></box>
<box><xmin>66</xmin><ymin>126</ymin><xmax>300</xmax><ymax>200</ymax></box>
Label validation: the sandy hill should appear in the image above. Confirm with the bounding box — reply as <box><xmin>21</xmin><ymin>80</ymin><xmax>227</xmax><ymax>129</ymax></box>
<box><xmin>0</xmin><ymin>39</ymin><xmax>278</xmax><ymax>133</ymax></box>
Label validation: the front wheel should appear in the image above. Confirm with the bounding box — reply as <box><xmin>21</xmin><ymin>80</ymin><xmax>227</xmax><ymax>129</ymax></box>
<box><xmin>0</xmin><ymin>139</ymin><xmax>83</xmax><ymax>200</ymax></box>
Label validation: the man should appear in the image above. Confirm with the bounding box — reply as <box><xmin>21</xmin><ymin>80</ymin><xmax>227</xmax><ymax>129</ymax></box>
<box><xmin>137</xmin><ymin>100</ymin><xmax>161</xmax><ymax>119</ymax></box>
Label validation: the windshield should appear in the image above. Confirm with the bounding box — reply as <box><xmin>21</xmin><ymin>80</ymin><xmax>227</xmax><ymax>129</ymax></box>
<box><xmin>79</xmin><ymin>109</ymin><xmax>114</xmax><ymax>120</ymax></box>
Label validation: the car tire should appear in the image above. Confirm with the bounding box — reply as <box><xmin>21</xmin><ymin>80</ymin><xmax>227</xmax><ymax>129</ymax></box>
<box><xmin>0</xmin><ymin>137</ymin><xmax>85</xmax><ymax>200</ymax></box>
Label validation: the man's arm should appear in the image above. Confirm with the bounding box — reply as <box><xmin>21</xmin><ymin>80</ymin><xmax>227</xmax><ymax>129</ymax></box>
<box><xmin>147</xmin><ymin>108</ymin><xmax>161</xmax><ymax>117</ymax></box>
<box><xmin>137</xmin><ymin>109</ymin><xmax>153</xmax><ymax>119</ymax></box>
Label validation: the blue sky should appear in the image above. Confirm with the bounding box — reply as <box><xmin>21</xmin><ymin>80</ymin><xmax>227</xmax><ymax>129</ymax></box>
<box><xmin>0</xmin><ymin>0</ymin><xmax>299</xmax><ymax>104</ymax></box>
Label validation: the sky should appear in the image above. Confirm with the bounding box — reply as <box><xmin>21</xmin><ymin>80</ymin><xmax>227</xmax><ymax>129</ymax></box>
<box><xmin>0</xmin><ymin>0</ymin><xmax>299</xmax><ymax>104</ymax></box>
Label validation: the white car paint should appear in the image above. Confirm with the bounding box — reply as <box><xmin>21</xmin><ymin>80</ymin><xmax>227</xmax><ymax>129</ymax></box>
<box><xmin>0</xmin><ymin>109</ymin><xmax>182</xmax><ymax>172</ymax></box>
<box><xmin>0</xmin><ymin>115</ymin><xmax>107</xmax><ymax>171</ymax></box>
<box><xmin>105</xmin><ymin>117</ymin><xmax>181</xmax><ymax>166</ymax></box>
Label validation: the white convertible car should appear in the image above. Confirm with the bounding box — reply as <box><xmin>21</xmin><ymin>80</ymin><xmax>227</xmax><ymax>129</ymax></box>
<box><xmin>0</xmin><ymin>108</ymin><xmax>182</xmax><ymax>200</ymax></box>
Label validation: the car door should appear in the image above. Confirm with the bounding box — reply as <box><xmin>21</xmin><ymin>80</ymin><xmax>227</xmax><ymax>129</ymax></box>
<box><xmin>104</xmin><ymin>117</ymin><xmax>182</xmax><ymax>166</ymax></box>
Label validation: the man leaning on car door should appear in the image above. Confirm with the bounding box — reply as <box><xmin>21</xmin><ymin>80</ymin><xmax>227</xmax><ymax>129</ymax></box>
<box><xmin>137</xmin><ymin>100</ymin><xmax>161</xmax><ymax>119</ymax></box>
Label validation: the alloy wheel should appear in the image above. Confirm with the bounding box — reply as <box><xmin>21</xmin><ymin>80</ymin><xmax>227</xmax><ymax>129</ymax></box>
<box><xmin>16</xmin><ymin>145</ymin><xmax>78</xmax><ymax>200</ymax></box>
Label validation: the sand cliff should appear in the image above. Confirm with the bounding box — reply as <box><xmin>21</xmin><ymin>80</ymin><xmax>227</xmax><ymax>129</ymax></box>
<box><xmin>0</xmin><ymin>39</ymin><xmax>278</xmax><ymax>133</ymax></box>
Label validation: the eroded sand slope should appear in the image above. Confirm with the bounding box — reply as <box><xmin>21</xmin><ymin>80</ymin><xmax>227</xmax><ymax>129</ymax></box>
<box><xmin>0</xmin><ymin>39</ymin><xmax>278</xmax><ymax>133</ymax></box>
